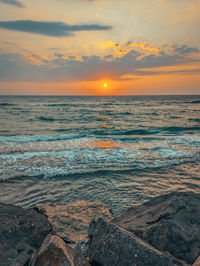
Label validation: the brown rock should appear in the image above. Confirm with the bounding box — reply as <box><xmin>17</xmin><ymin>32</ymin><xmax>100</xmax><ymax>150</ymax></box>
<box><xmin>34</xmin><ymin>234</ymin><xmax>73</xmax><ymax>266</ymax></box>
<box><xmin>35</xmin><ymin>200</ymin><xmax>113</xmax><ymax>248</ymax></box>
<box><xmin>113</xmin><ymin>191</ymin><xmax>200</xmax><ymax>264</ymax></box>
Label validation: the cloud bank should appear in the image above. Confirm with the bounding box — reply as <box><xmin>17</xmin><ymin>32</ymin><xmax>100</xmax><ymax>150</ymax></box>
<box><xmin>0</xmin><ymin>43</ymin><xmax>199</xmax><ymax>83</ymax></box>
<box><xmin>0</xmin><ymin>20</ymin><xmax>112</xmax><ymax>37</ymax></box>
<box><xmin>0</xmin><ymin>0</ymin><xmax>24</xmax><ymax>8</ymax></box>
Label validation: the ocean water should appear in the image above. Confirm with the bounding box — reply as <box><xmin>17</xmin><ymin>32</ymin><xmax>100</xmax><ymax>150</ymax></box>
<box><xmin>0</xmin><ymin>95</ymin><xmax>199</xmax><ymax>215</ymax></box>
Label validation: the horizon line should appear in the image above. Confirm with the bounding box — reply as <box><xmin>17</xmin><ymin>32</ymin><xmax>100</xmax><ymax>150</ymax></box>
<box><xmin>0</xmin><ymin>94</ymin><xmax>200</xmax><ymax>96</ymax></box>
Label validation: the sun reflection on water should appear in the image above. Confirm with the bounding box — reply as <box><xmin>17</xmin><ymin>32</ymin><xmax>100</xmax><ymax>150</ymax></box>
<box><xmin>93</xmin><ymin>140</ymin><xmax>120</xmax><ymax>149</ymax></box>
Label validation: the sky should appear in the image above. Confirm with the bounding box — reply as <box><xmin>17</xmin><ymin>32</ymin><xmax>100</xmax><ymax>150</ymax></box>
<box><xmin>0</xmin><ymin>0</ymin><xmax>199</xmax><ymax>95</ymax></box>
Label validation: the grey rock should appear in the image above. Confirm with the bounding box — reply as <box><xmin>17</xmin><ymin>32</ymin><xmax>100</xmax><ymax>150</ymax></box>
<box><xmin>73</xmin><ymin>242</ymin><xmax>90</xmax><ymax>266</ymax></box>
<box><xmin>35</xmin><ymin>200</ymin><xmax>113</xmax><ymax>248</ymax></box>
<box><xmin>0</xmin><ymin>202</ymin><xmax>51</xmax><ymax>266</ymax></box>
<box><xmin>113</xmin><ymin>191</ymin><xmax>200</xmax><ymax>264</ymax></box>
<box><xmin>33</xmin><ymin>234</ymin><xmax>73</xmax><ymax>266</ymax></box>
<box><xmin>88</xmin><ymin>218</ymin><xmax>186</xmax><ymax>266</ymax></box>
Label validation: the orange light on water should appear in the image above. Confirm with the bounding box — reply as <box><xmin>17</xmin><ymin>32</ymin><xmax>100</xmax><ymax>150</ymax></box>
<box><xmin>93</xmin><ymin>140</ymin><xmax>119</xmax><ymax>149</ymax></box>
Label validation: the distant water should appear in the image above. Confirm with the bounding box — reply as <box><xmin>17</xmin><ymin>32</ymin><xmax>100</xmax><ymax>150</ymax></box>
<box><xmin>0</xmin><ymin>95</ymin><xmax>199</xmax><ymax>215</ymax></box>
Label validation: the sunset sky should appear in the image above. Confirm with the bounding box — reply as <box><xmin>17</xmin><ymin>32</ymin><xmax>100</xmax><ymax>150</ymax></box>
<box><xmin>0</xmin><ymin>0</ymin><xmax>199</xmax><ymax>95</ymax></box>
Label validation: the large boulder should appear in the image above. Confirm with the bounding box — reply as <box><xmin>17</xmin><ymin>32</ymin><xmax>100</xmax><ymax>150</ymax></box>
<box><xmin>34</xmin><ymin>200</ymin><xmax>113</xmax><ymax>248</ymax></box>
<box><xmin>0</xmin><ymin>202</ymin><xmax>51</xmax><ymax>266</ymax></box>
<box><xmin>88</xmin><ymin>218</ymin><xmax>186</xmax><ymax>266</ymax></box>
<box><xmin>113</xmin><ymin>191</ymin><xmax>200</xmax><ymax>264</ymax></box>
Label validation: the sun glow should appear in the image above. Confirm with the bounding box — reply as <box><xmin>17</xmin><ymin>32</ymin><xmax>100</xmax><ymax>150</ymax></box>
<box><xmin>96</xmin><ymin>80</ymin><xmax>114</xmax><ymax>95</ymax></box>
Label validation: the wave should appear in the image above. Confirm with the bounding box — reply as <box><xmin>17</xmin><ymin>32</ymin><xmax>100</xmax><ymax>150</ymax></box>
<box><xmin>0</xmin><ymin>124</ymin><xmax>199</xmax><ymax>143</ymax></box>
<box><xmin>0</xmin><ymin>103</ymin><xmax>15</xmax><ymax>107</ymax></box>
<box><xmin>1</xmin><ymin>102</ymin><xmax>81</xmax><ymax>108</ymax></box>
<box><xmin>25</xmin><ymin>103</ymin><xmax>97</xmax><ymax>107</ymax></box>
<box><xmin>37</xmin><ymin>116</ymin><xmax>55</xmax><ymax>122</ymax></box>
<box><xmin>188</xmin><ymin>118</ymin><xmax>200</xmax><ymax>123</ymax></box>
<box><xmin>93</xmin><ymin>129</ymin><xmax>158</xmax><ymax>136</ymax></box>
<box><xmin>1</xmin><ymin>156</ymin><xmax>199</xmax><ymax>182</ymax></box>
<box><xmin>44</xmin><ymin>103</ymin><xmax>76</xmax><ymax>107</ymax></box>
<box><xmin>0</xmin><ymin>133</ymin><xmax>161</xmax><ymax>143</ymax></box>
<box><xmin>25</xmin><ymin>103</ymin><xmax>69</xmax><ymax>107</ymax></box>
<box><xmin>0</xmin><ymin>134</ymin><xmax>85</xmax><ymax>143</ymax></box>
<box><xmin>190</xmin><ymin>100</ymin><xmax>200</xmax><ymax>104</ymax></box>
<box><xmin>0</xmin><ymin>168</ymin><xmax>133</xmax><ymax>181</ymax></box>
<box><xmin>93</xmin><ymin>126</ymin><xmax>200</xmax><ymax>136</ymax></box>
<box><xmin>167</xmin><ymin>100</ymin><xmax>200</xmax><ymax>104</ymax></box>
<box><xmin>54</xmin><ymin>129</ymin><xmax>71</xmax><ymax>133</ymax></box>
<box><xmin>161</xmin><ymin>126</ymin><xmax>200</xmax><ymax>133</ymax></box>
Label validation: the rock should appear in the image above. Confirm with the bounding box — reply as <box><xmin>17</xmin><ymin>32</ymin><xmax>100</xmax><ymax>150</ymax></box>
<box><xmin>33</xmin><ymin>234</ymin><xmax>74</xmax><ymax>266</ymax></box>
<box><xmin>0</xmin><ymin>202</ymin><xmax>51</xmax><ymax>266</ymax></box>
<box><xmin>193</xmin><ymin>257</ymin><xmax>200</xmax><ymax>266</ymax></box>
<box><xmin>34</xmin><ymin>200</ymin><xmax>113</xmax><ymax>248</ymax></box>
<box><xmin>88</xmin><ymin>218</ymin><xmax>186</xmax><ymax>266</ymax></box>
<box><xmin>113</xmin><ymin>191</ymin><xmax>200</xmax><ymax>264</ymax></box>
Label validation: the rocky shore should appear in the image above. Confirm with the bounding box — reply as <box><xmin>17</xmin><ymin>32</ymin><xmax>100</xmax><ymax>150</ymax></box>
<box><xmin>0</xmin><ymin>191</ymin><xmax>199</xmax><ymax>266</ymax></box>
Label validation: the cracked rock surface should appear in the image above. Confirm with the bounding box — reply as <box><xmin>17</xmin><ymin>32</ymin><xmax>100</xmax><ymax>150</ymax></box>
<box><xmin>0</xmin><ymin>192</ymin><xmax>199</xmax><ymax>265</ymax></box>
<box><xmin>34</xmin><ymin>200</ymin><xmax>114</xmax><ymax>249</ymax></box>
<box><xmin>0</xmin><ymin>203</ymin><xmax>51</xmax><ymax>266</ymax></box>
<box><xmin>33</xmin><ymin>234</ymin><xmax>74</xmax><ymax>266</ymax></box>
<box><xmin>113</xmin><ymin>191</ymin><xmax>200</xmax><ymax>264</ymax></box>
<box><xmin>88</xmin><ymin>218</ymin><xmax>186</xmax><ymax>266</ymax></box>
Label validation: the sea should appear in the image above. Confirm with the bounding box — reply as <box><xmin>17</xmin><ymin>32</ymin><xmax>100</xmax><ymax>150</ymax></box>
<box><xmin>0</xmin><ymin>95</ymin><xmax>199</xmax><ymax>215</ymax></box>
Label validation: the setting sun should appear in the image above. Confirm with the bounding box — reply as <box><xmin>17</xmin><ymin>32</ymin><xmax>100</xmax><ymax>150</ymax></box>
<box><xmin>95</xmin><ymin>80</ymin><xmax>115</xmax><ymax>95</ymax></box>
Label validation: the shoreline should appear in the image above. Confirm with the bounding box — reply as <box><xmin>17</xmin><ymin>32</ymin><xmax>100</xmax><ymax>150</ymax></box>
<box><xmin>0</xmin><ymin>191</ymin><xmax>199</xmax><ymax>266</ymax></box>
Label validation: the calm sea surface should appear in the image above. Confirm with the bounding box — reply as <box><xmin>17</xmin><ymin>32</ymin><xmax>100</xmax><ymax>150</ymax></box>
<box><xmin>0</xmin><ymin>95</ymin><xmax>199</xmax><ymax>214</ymax></box>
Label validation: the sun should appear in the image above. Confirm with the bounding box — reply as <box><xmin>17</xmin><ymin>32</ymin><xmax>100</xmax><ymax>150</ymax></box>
<box><xmin>96</xmin><ymin>80</ymin><xmax>113</xmax><ymax>95</ymax></box>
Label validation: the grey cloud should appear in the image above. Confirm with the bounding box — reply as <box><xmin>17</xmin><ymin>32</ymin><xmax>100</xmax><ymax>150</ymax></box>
<box><xmin>0</xmin><ymin>45</ymin><xmax>199</xmax><ymax>83</ymax></box>
<box><xmin>173</xmin><ymin>44</ymin><xmax>199</xmax><ymax>54</ymax></box>
<box><xmin>0</xmin><ymin>0</ymin><xmax>24</xmax><ymax>8</ymax></box>
<box><xmin>0</xmin><ymin>20</ymin><xmax>112</xmax><ymax>37</ymax></box>
<box><xmin>124</xmin><ymin>68</ymin><xmax>200</xmax><ymax>78</ymax></box>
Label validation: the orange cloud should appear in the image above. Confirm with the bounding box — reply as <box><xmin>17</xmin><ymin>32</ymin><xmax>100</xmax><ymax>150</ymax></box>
<box><xmin>128</xmin><ymin>42</ymin><xmax>160</xmax><ymax>54</ymax></box>
<box><xmin>120</xmin><ymin>63</ymin><xmax>200</xmax><ymax>79</ymax></box>
<box><xmin>120</xmin><ymin>74</ymin><xmax>138</xmax><ymax>80</ymax></box>
<box><xmin>185</xmin><ymin>38</ymin><xmax>192</xmax><ymax>43</ymax></box>
<box><xmin>100</xmin><ymin>41</ymin><xmax>119</xmax><ymax>49</ymax></box>
<box><xmin>140</xmin><ymin>64</ymin><xmax>200</xmax><ymax>76</ymax></box>
<box><xmin>100</xmin><ymin>41</ymin><xmax>161</xmax><ymax>58</ymax></box>
<box><xmin>115</xmin><ymin>49</ymin><xmax>130</xmax><ymax>55</ymax></box>
<box><xmin>23</xmin><ymin>52</ymin><xmax>83</xmax><ymax>66</ymax></box>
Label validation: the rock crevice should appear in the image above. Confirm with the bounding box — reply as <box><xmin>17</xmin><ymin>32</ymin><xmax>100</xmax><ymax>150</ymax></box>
<box><xmin>0</xmin><ymin>192</ymin><xmax>199</xmax><ymax>265</ymax></box>
<box><xmin>146</xmin><ymin>206</ymin><xmax>186</xmax><ymax>225</ymax></box>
